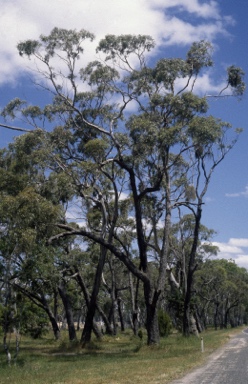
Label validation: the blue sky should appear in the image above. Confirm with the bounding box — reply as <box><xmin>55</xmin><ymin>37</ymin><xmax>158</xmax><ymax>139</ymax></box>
<box><xmin>0</xmin><ymin>0</ymin><xmax>248</xmax><ymax>267</ymax></box>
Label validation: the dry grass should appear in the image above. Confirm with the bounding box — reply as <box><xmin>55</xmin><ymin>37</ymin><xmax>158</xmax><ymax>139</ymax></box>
<box><xmin>0</xmin><ymin>326</ymin><xmax>245</xmax><ymax>384</ymax></box>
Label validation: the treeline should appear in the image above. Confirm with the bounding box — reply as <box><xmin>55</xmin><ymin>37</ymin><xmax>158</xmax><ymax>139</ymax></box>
<box><xmin>0</xmin><ymin>28</ymin><xmax>246</xmax><ymax>349</ymax></box>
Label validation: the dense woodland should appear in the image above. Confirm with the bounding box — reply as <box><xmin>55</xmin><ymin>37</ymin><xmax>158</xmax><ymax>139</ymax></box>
<box><xmin>0</xmin><ymin>28</ymin><xmax>247</xmax><ymax>356</ymax></box>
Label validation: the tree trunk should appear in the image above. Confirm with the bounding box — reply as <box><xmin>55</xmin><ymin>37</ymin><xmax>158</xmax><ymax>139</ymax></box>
<box><xmin>189</xmin><ymin>314</ymin><xmax>199</xmax><ymax>337</ymax></box>
<box><xmin>146</xmin><ymin>303</ymin><xmax>160</xmax><ymax>345</ymax></box>
<box><xmin>183</xmin><ymin>205</ymin><xmax>202</xmax><ymax>336</ymax></box>
<box><xmin>80</xmin><ymin>246</ymin><xmax>106</xmax><ymax>346</ymax></box>
<box><xmin>53</xmin><ymin>288</ymin><xmax>59</xmax><ymax>323</ymax></box>
<box><xmin>58</xmin><ymin>281</ymin><xmax>77</xmax><ymax>341</ymax></box>
<box><xmin>194</xmin><ymin>305</ymin><xmax>204</xmax><ymax>333</ymax></box>
<box><xmin>96</xmin><ymin>305</ymin><xmax>113</xmax><ymax>335</ymax></box>
<box><xmin>144</xmin><ymin>283</ymin><xmax>160</xmax><ymax>345</ymax></box>
<box><xmin>108</xmin><ymin>258</ymin><xmax>118</xmax><ymax>335</ymax></box>
<box><xmin>73</xmin><ymin>267</ymin><xmax>112</xmax><ymax>336</ymax></box>
<box><xmin>117</xmin><ymin>297</ymin><xmax>125</xmax><ymax>332</ymax></box>
<box><xmin>214</xmin><ymin>302</ymin><xmax>219</xmax><ymax>330</ymax></box>
<box><xmin>183</xmin><ymin>288</ymin><xmax>190</xmax><ymax>336</ymax></box>
<box><xmin>35</xmin><ymin>294</ymin><xmax>61</xmax><ymax>340</ymax></box>
<box><xmin>45</xmin><ymin>305</ymin><xmax>61</xmax><ymax>340</ymax></box>
<box><xmin>224</xmin><ymin>309</ymin><xmax>229</xmax><ymax>328</ymax></box>
<box><xmin>129</xmin><ymin>272</ymin><xmax>140</xmax><ymax>336</ymax></box>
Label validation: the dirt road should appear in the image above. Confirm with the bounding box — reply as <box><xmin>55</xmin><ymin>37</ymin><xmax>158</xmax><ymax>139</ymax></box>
<box><xmin>170</xmin><ymin>329</ymin><xmax>248</xmax><ymax>384</ymax></box>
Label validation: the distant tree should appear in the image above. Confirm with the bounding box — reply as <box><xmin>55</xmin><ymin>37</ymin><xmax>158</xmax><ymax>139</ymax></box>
<box><xmin>167</xmin><ymin>215</ymin><xmax>218</xmax><ymax>333</ymax></box>
<box><xmin>195</xmin><ymin>259</ymin><xmax>248</xmax><ymax>329</ymax></box>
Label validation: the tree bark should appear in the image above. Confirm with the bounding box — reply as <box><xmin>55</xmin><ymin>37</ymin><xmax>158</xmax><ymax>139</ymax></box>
<box><xmin>43</xmin><ymin>301</ymin><xmax>61</xmax><ymax>340</ymax></box>
<box><xmin>183</xmin><ymin>205</ymin><xmax>202</xmax><ymax>336</ymax></box>
<box><xmin>58</xmin><ymin>281</ymin><xmax>77</xmax><ymax>341</ymax></box>
<box><xmin>80</xmin><ymin>246</ymin><xmax>106</xmax><ymax>346</ymax></box>
<box><xmin>117</xmin><ymin>297</ymin><xmax>125</xmax><ymax>332</ymax></box>
<box><xmin>144</xmin><ymin>283</ymin><xmax>160</xmax><ymax>345</ymax></box>
<box><xmin>129</xmin><ymin>272</ymin><xmax>140</xmax><ymax>335</ymax></box>
<box><xmin>214</xmin><ymin>301</ymin><xmax>219</xmax><ymax>330</ymax></box>
<box><xmin>73</xmin><ymin>267</ymin><xmax>112</xmax><ymax>336</ymax></box>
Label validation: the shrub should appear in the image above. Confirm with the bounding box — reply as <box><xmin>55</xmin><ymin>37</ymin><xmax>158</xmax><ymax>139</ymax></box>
<box><xmin>158</xmin><ymin>309</ymin><xmax>172</xmax><ymax>337</ymax></box>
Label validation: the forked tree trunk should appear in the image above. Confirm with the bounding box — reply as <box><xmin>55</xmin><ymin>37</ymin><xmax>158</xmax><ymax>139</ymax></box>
<box><xmin>73</xmin><ymin>267</ymin><xmax>112</xmax><ymax>336</ymax></box>
<box><xmin>81</xmin><ymin>246</ymin><xmax>106</xmax><ymax>346</ymax></box>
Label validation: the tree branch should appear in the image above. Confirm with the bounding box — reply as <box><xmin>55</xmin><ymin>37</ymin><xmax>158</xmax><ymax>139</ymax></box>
<box><xmin>49</xmin><ymin>223</ymin><xmax>150</xmax><ymax>284</ymax></box>
<box><xmin>0</xmin><ymin>123</ymin><xmax>32</xmax><ymax>132</ymax></box>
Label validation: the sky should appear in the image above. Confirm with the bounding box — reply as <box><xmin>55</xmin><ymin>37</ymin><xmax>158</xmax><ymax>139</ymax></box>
<box><xmin>0</xmin><ymin>0</ymin><xmax>248</xmax><ymax>267</ymax></box>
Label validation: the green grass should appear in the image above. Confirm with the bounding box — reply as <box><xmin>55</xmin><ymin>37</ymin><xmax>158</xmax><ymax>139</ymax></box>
<box><xmin>0</xmin><ymin>326</ymin><xmax>245</xmax><ymax>384</ymax></box>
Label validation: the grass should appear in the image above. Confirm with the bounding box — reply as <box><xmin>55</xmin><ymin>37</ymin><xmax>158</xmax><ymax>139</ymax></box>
<box><xmin>0</xmin><ymin>326</ymin><xmax>245</xmax><ymax>384</ymax></box>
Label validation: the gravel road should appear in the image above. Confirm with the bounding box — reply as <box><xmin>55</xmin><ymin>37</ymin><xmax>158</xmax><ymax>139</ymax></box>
<box><xmin>170</xmin><ymin>329</ymin><xmax>248</xmax><ymax>384</ymax></box>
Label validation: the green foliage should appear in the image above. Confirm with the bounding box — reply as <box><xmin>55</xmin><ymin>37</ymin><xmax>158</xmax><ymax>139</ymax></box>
<box><xmin>154</xmin><ymin>58</ymin><xmax>189</xmax><ymax>88</ymax></box>
<box><xmin>18</xmin><ymin>28</ymin><xmax>94</xmax><ymax>60</ymax></box>
<box><xmin>40</xmin><ymin>27</ymin><xmax>95</xmax><ymax>56</ymax></box>
<box><xmin>16</xmin><ymin>296</ymin><xmax>50</xmax><ymax>338</ymax></box>
<box><xmin>84</xmin><ymin>138</ymin><xmax>109</xmax><ymax>161</ymax></box>
<box><xmin>227</xmin><ymin>65</ymin><xmax>246</xmax><ymax>96</ymax></box>
<box><xmin>186</xmin><ymin>40</ymin><xmax>213</xmax><ymax>74</ymax></box>
<box><xmin>188</xmin><ymin>115</ymin><xmax>225</xmax><ymax>145</ymax></box>
<box><xmin>18</xmin><ymin>40</ymin><xmax>40</xmax><ymax>57</ymax></box>
<box><xmin>97</xmin><ymin>34</ymin><xmax>155</xmax><ymax>60</ymax></box>
<box><xmin>158</xmin><ymin>309</ymin><xmax>172</xmax><ymax>337</ymax></box>
<box><xmin>137</xmin><ymin>329</ymin><xmax>143</xmax><ymax>340</ymax></box>
<box><xmin>194</xmin><ymin>258</ymin><xmax>248</xmax><ymax>328</ymax></box>
<box><xmin>1</xmin><ymin>98</ymin><xmax>27</xmax><ymax>119</ymax></box>
<box><xmin>81</xmin><ymin>61</ymin><xmax>119</xmax><ymax>86</ymax></box>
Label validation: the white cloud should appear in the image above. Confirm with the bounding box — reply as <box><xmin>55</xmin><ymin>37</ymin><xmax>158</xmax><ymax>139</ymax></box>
<box><xmin>118</xmin><ymin>192</ymin><xmax>130</xmax><ymax>201</ymax></box>
<box><xmin>0</xmin><ymin>0</ymin><xmax>233</xmax><ymax>85</ymax></box>
<box><xmin>212</xmin><ymin>238</ymin><xmax>248</xmax><ymax>269</ymax></box>
<box><xmin>213</xmin><ymin>241</ymin><xmax>244</xmax><ymax>255</ymax></box>
<box><xmin>204</xmin><ymin>196</ymin><xmax>215</xmax><ymax>203</ymax></box>
<box><xmin>226</xmin><ymin>185</ymin><xmax>248</xmax><ymax>198</ymax></box>
<box><xmin>229</xmin><ymin>238</ymin><xmax>248</xmax><ymax>247</ymax></box>
<box><xmin>160</xmin><ymin>17</ymin><xmax>228</xmax><ymax>46</ymax></box>
<box><xmin>153</xmin><ymin>0</ymin><xmax>221</xmax><ymax>19</ymax></box>
<box><xmin>175</xmin><ymin>71</ymin><xmax>226</xmax><ymax>96</ymax></box>
<box><xmin>232</xmin><ymin>255</ymin><xmax>248</xmax><ymax>270</ymax></box>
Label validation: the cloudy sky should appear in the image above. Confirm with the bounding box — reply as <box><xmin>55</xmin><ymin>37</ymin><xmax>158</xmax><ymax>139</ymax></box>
<box><xmin>1</xmin><ymin>0</ymin><xmax>248</xmax><ymax>267</ymax></box>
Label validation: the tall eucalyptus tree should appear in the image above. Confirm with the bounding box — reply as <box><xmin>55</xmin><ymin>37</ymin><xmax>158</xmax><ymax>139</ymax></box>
<box><xmin>0</xmin><ymin>28</ymin><xmax>244</xmax><ymax>344</ymax></box>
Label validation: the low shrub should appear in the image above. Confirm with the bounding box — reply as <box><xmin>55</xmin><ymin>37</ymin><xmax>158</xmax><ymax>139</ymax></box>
<box><xmin>158</xmin><ymin>309</ymin><xmax>172</xmax><ymax>337</ymax></box>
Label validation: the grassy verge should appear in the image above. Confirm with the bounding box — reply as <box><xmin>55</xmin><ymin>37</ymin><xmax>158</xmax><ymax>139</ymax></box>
<box><xmin>0</xmin><ymin>326</ymin><xmax>245</xmax><ymax>384</ymax></box>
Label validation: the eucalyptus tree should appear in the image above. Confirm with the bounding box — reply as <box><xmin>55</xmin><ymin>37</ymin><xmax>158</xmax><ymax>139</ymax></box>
<box><xmin>1</xmin><ymin>28</ymin><xmax>245</xmax><ymax>344</ymax></box>
<box><xmin>195</xmin><ymin>259</ymin><xmax>248</xmax><ymax>329</ymax></box>
<box><xmin>166</xmin><ymin>215</ymin><xmax>218</xmax><ymax>332</ymax></box>
<box><xmin>0</xmin><ymin>140</ymin><xmax>73</xmax><ymax>340</ymax></box>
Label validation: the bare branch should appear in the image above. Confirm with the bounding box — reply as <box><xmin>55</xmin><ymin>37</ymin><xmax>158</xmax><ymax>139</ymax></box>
<box><xmin>0</xmin><ymin>123</ymin><xmax>32</xmax><ymax>133</ymax></box>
